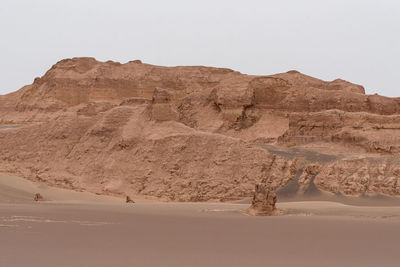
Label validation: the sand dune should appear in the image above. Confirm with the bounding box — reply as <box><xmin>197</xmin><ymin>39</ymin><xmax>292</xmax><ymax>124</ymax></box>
<box><xmin>0</xmin><ymin>173</ymin><xmax>121</xmax><ymax>204</ymax></box>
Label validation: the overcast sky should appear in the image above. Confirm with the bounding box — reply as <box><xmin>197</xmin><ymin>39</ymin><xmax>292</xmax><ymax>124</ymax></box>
<box><xmin>0</xmin><ymin>0</ymin><xmax>399</xmax><ymax>96</ymax></box>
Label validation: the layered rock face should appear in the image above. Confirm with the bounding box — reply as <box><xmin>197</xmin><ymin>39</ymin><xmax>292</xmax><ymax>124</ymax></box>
<box><xmin>1</xmin><ymin>57</ymin><xmax>400</xmax><ymax>201</ymax></box>
<box><xmin>279</xmin><ymin>110</ymin><xmax>400</xmax><ymax>153</ymax></box>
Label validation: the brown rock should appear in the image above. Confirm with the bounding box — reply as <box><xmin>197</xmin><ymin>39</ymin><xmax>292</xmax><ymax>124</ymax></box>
<box><xmin>298</xmin><ymin>164</ymin><xmax>321</xmax><ymax>185</ymax></box>
<box><xmin>0</xmin><ymin>57</ymin><xmax>400</xmax><ymax>202</ymax></box>
<box><xmin>279</xmin><ymin>110</ymin><xmax>400</xmax><ymax>153</ymax></box>
<box><xmin>126</xmin><ymin>196</ymin><xmax>135</xmax><ymax>203</ymax></box>
<box><xmin>34</xmin><ymin>193</ymin><xmax>43</xmax><ymax>202</ymax></box>
<box><xmin>246</xmin><ymin>183</ymin><xmax>280</xmax><ymax>216</ymax></box>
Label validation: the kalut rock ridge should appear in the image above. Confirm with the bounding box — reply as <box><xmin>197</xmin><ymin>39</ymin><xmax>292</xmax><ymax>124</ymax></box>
<box><xmin>246</xmin><ymin>182</ymin><xmax>280</xmax><ymax>216</ymax></box>
<box><xmin>1</xmin><ymin>57</ymin><xmax>400</xmax><ymax>201</ymax></box>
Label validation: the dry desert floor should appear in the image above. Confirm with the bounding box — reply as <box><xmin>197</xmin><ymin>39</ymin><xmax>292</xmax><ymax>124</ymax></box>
<box><xmin>1</xmin><ymin>173</ymin><xmax>400</xmax><ymax>267</ymax></box>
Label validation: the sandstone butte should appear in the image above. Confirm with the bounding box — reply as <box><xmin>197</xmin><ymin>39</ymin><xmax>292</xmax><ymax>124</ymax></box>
<box><xmin>1</xmin><ymin>57</ymin><xmax>400</xmax><ymax>202</ymax></box>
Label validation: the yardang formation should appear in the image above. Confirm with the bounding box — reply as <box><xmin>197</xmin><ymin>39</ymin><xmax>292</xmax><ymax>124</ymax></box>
<box><xmin>1</xmin><ymin>57</ymin><xmax>400</xmax><ymax>202</ymax></box>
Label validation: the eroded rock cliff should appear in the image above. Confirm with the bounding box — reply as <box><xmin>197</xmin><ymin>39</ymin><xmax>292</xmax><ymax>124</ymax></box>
<box><xmin>1</xmin><ymin>57</ymin><xmax>400</xmax><ymax>201</ymax></box>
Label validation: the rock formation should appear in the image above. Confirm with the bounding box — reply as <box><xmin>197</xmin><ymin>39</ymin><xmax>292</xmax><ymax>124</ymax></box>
<box><xmin>1</xmin><ymin>57</ymin><xmax>400</xmax><ymax>201</ymax></box>
<box><xmin>246</xmin><ymin>183</ymin><xmax>279</xmax><ymax>216</ymax></box>
<box><xmin>34</xmin><ymin>193</ymin><xmax>43</xmax><ymax>202</ymax></box>
<box><xmin>126</xmin><ymin>196</ymin><xmax>135</xmax><ymax>203</ymax></box>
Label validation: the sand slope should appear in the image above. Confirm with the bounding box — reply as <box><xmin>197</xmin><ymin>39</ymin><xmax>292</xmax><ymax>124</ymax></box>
<box><xmin>0</xmin><ymin>173</ymin><xmax>121</xmax><ymax>203</ymax></box>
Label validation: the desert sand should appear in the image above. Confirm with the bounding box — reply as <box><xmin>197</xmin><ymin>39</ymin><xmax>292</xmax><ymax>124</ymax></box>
<box><xmin>1</xmin><ymin>173</ymin><xmax>400</xmax><ymax>267</ymax></box>
<box><xmin>0</xmin><ymin>173</ymin><xmax>121</xmax><ymax>204</ymax></box>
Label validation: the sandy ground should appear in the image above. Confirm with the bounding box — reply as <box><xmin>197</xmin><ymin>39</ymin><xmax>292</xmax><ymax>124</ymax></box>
<box><xmin>1</xmin><ymin>173</ymin><xmax>400</xmax><ymax>267</ymax></box>
<box><xmin>0</xmin><ymin>173</ymin><xmax>122</xmax><ymax>204</ymax></box>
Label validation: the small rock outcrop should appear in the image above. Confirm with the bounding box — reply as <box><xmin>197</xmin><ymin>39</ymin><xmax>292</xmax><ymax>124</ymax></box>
<box><xmin>246</xmin><ymin>183</ymin><xmax>279</xmax><ymax>216</ymax></box>
<box><xmin>34</xmin><ymin>193</ymin><xmax>44</xmax><ymax>202</ymax></box>
<box><xmin>126</xmin><ymin>196</ymin><xmax>135</xmax><ymax>203</ymax></box>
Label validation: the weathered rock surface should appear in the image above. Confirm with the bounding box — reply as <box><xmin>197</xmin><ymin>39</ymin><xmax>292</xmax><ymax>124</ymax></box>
<box><xmin>246</xmin><ymin>183</ymin><xmax>279</xmax><ymax>216</ymax></box>
<box><xmin>1</xmin><ymin>57</ymin><xmax>400</xmax><ymax>201</ymax></box>
<box><xmin>34</xmin><ymin>193</ymin><xmax>43</xmax><ymax>202</ymax></box>
<box><xmin>279</xmin><ymin>110</ymin><xmax>400</xmax><ymax>153</ymax></box>
<box><xmin>126</xmin><ymin>196</ymin><xmax>135</xmax><ymax>203</ymax></box>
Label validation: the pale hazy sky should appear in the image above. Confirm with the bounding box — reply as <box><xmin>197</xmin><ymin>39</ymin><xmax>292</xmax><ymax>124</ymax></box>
<box><xmin>0</xmin><ymin>0</ymin><xmax>399</xmax><ymax>96</ymax></box>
